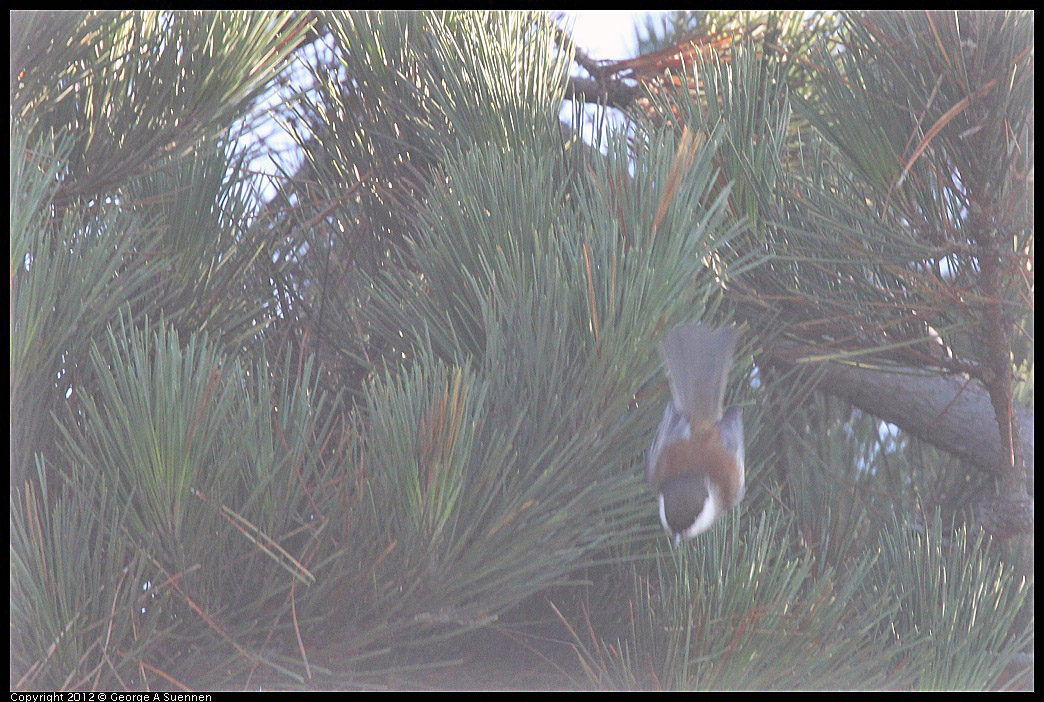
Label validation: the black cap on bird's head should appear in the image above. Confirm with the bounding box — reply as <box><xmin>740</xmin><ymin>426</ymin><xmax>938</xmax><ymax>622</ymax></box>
<box><xmin>658</xmin><ymin>473</ymin><xmax>722</xmax><ymax>545</ymax></box>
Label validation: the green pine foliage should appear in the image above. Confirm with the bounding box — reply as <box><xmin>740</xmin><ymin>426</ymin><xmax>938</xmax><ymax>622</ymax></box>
<box><xmin>11</xmin><ymin>10</ymin><xmax>1032</xmax><ymax>690</ymax></box>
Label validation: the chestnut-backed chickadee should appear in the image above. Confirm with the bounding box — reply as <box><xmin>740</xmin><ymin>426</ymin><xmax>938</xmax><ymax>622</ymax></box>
<box><xmin>648</xmin><ymin>323</ymin><xmax>744</xmax><ymax>544</ymax></box>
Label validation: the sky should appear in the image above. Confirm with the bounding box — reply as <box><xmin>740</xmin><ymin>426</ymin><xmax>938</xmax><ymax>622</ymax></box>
<box><xmin>560</xmin><ymin>10</ymin><xmax>651</xmax><ymax>60</ymax></box>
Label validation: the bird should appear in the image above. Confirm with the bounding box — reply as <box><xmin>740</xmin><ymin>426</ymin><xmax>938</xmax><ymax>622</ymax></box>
<box><xmin>648</xmin><ymin>322</ymin><xmax>744</xmax><ymax>545</ymax></box>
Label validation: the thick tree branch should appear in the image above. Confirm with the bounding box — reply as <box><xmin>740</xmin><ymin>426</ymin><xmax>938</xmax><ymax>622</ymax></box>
<box><xmin>761</xmin><ymin>343</ymin><xmax>1035</xmax><ymax>499</ymax></box>
<box><xmin>564</xmin><ymin>74</ymin><xmax>642</xmax><ymax>111</ymax></box>
<box><xmin>973</xmin><ymin>201</ymin><xmax>1032</xmax><ymax>538</ymax></box>
<box><xmin>555</xmin><ymin>24</ymin><xmax>643</xmax><ymax>111</ymax></box>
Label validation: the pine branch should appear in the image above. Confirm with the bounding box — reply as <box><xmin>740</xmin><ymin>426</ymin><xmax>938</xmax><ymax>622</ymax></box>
<box><xmin>564</xmin><ymin>74</ymin><xmax>642</xmax><ymax>111</ymax></box>
<box><xmin>762</xmin><ymin>342</ymin><xmax>1035</xmax><ymax>509</ymax></box>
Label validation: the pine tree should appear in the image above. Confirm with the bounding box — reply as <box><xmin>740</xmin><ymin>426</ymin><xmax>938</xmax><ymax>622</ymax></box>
<box><xmin>11</xmin><ymin>10</ymin><xmax>1032</xmax><ymax>690</ymax></box>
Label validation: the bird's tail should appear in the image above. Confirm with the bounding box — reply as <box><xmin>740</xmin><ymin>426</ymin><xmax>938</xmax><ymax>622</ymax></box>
<box><xmin>661</xmin><ymin>323</ymin><xmax>739</xmax><ymax>423</ymax></box>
